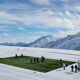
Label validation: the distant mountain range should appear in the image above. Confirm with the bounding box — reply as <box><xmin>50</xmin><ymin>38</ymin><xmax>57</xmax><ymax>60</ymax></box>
<box><xmin>1</xmin><ymin>33</ymin><xmax>80</xmax><ymax>51</ymax></box>
<box><xmin>0</xmin><ymin>35</ymin><xmax>54</xmax><ymax>48</ymax></box>
<box><xmin>0</xmin><ymin>42</ymin><xmax>28</xmax><ymax>47</ymax></box>
<box><xmin>46</xmin><ymin>33</ymin><xmax>80</xmax><ymax>50</ymax></box>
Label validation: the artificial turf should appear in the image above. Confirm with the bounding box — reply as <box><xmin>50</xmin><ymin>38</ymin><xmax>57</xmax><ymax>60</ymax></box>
<box><xmin>0</xmin><ymin>56</ymin><xmax>75</xmax><ymax>72</ymax></box>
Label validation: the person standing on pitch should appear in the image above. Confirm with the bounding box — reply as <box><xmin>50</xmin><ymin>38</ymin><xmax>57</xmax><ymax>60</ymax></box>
<box><xmin>63</xmin><ymin>63</ymin><xmax>66</xmax><ymax>70</ymax></box>
<box><xmin>71</xmin><ymin>65</ymin><xmax>74</xmax><ymax>72</ymax></box>
<box><xmin>75</xmin><ymin>65</ymin><xmax>78</xmax><ymax>73</ymax></box>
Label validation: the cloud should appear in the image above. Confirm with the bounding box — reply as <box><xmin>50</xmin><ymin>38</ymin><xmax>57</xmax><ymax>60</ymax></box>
<box><xmin>58</xmin><ymin>12</ymin><xmax>63</xmax><ymax>16</ymax></box>
<box><xmin>53</xmin><ymin>29</ymin><xmax>80</xmax><ymax>40</ymax></box>
<box><xmin>29</xmin><ymin>31</ymin><xmax>50</xmax><ymax>36</ymax></box>
<box><xmin>13</xmin><ymin>36</ymin><xmax>40</xmax><ymax>43</ymax></box>
<box><xmin>0</xmin><ymin>34</ymin><xmax>40</xmax><ymax>43</ymax></box>
<box><xmin>0</xmin><ymin>0</ymin><xmax>80</xmax><ymax>43</ymax></box>
<box><xmin>0</xmin><ymin>26</ymin><xmax>9</xmax><ymax>31</ymax></box>
<box><xmin>0</xmin><ymin>11</ymin><xmax>18</xmax><ymax>24</ymax></box>
<box><xmin>0</xmin><ymin>9</ymin><xmax>79</xmax><ymax>31</ymax></box>
<box><xmin>30</xmin><ymin>0</ymin><xmax>50</xmax><ymax>5</ymax></box>
<box><xmin>75</xmin><ymin>6</ymin><xmax>80</xmax><ymax>11</ymax></box>
<box><xmin>0</xmin><ymin>33</ymin><xmax>12</xmax><ymax>38</ymax></box>
<box><xmin>0</xmin><ymin>3</ymin><xmax>30</xmax><ymax>11</ymax></box>
<box><xmin>0</xmin><ymin>1</ymin><xmax>80</xmax><ymax>31</ymax></box>
<box><xmin>0</xmin><ymin>6</ymin><xmax>80</xmax><ymax>32</ymax></box>
<box><xmin>17</xmin><ymin>27</ymin><xmax>24</xmax><ymax>31</ymax></box>
<box><xmin>61</xmin><ymin>0</ymin><xmax>69</xmax><ymax>2</ymax></box>
<box><xmin>65</xmin><ymin>11</ymin><xmax>71</xmax><ymax>16</ymax></box>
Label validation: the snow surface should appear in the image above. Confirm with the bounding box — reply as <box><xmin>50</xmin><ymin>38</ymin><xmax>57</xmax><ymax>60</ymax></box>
<box><xmin>0</xmin><ymin>45</ymin><xmax>80</xmax><ymax>80</ymax></box>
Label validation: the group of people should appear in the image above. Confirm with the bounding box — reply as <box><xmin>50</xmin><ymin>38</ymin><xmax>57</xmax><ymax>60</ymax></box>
<box><xmin>71</xmin><ymin>65</ymin><xmax>78</xmax><ymax>72</ymax></box>
<box><xmin>63</xmin><ymin>63</ymin><xmax>68</xmax><ymax>70</ymax></box>
<box><xmin>15</xmin><ymin>53</ymin><xmax>23</xmax><ymax>58</ymax></box>
<box><xmin>63</xmin><ymin>60</ymin><xmax>80</xmax><ymax>73</ymax></box>
<box><xmin>30</xmin><ymin>57</ymin><xmax>39</xmax><ymax>63</ymax></box>
<box><xmin>30</xmin><ymin>56</ymin><xmax>45</xmax><ymax>63</ymax></box>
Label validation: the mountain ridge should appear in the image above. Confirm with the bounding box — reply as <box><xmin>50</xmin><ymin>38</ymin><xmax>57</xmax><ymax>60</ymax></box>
<box><xmin>1</xmin><ymin>33</ymin><xmax>80</xmax><ymax>51</ymax></box>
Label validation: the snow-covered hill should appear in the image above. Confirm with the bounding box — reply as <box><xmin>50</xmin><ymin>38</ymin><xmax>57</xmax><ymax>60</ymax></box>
<box><xmin>28</xmin><ymin>35</ymin><xmax>54</xmax><ymax>48</ymax></box>
<box><xmin>47</xmin><ymin>33</ymin><xmax>80</xmax><ymax>50</ymax></box>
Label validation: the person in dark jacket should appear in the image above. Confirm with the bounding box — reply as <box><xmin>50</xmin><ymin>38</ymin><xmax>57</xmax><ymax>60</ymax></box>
<box><xmin>30</xmin><ymin>58</ymin><xmax>32</xmax><ymax>63</ymax></box>
<box><xmin>75</xmin><ymin>65</ymin><xmax>78</xmax><ymax>72</ymax></box>
<box><xmin>71</xmin><ymin>65</ymin><xmax>74</xmax><ymax>72</ymax></box>
<box><xmin>60</xmin><ymin>58</ymin><xmax>62</xmax><ymax>64</ymax></box>
<box><xmin>65</xmin><ymin>63</ymin><xmax>68</xmax><ymax>67</ymax></box>
<box><xmin>36</xmin><ymin>58</ymin><xmax>39</xmax><ymax>63</ymax></box>
<box><xmin>15</xmin><ymin>54</ymin><xmax>18</xmax><ymax>58</ymax></box>
<box><xmin>34</xmin><ymin>58</ymin><xmax>36</xmax><ymax>63</ymax></box>
<box><xmin>41</xmin><ymin>56</ymin><xmax>45</xmax><ymax>62</ymax></box>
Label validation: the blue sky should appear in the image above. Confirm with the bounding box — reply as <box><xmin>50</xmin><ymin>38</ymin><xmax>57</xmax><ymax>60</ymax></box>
<box><xmin>0</xmin><ymin>0</ymin><xmax>80</xmax><ymax>43</ymax></box>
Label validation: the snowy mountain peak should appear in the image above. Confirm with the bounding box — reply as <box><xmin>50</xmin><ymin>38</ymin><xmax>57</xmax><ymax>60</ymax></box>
<box><xmin>46</xmin><ymin>32</ymin><xmax>80</xmax><ymax>50</ymax></box>
<box><xmin>28</xmin><ymin>35</ymin><xmax>54</xmax><ymax>48</ymax></box>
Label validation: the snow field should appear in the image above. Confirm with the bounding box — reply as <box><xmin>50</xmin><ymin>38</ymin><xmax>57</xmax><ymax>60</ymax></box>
<box><xmin>0</xmin><ymin>45</ymin><xmax>80</xmax><ymax>80</ymax></box>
